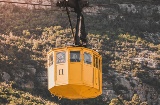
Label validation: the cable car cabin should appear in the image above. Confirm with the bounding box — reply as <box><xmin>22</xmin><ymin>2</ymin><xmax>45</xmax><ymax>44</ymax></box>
<box><xmin>47</xmin><ymin>46</ymin><xmax>102</xmax><ymax>99</ymax></box>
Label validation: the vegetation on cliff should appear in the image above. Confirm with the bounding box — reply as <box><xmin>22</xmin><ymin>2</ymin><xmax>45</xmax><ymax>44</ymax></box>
<box><xmin>0</xmin><ymin>2</ymin><xmax>160</xmax><ymax>105</ymax></box>
<box><xmin>0</xmin><ymin>82</ymin><xmax>57</xmax><ymax>105</ymax></box>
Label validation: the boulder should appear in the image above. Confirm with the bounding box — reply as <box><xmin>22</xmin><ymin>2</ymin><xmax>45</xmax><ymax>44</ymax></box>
<box><xmin>1</xmin><ymin>72</ymin><xmax>10</xmax><ymax>82</ymax></box>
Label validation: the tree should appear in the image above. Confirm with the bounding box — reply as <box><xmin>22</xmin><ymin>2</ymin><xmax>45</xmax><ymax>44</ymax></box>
<box><xmin>131</xmin><ymin>94</ymin><xmax>141</xmax><ymax>105</ymax></box>
<box><xmin>140</xmin><ymin>102</ymin><xmax>148</xmax><ymax>105</ymax></box>
<box><xmin>109</xmin><ymin>98</ymin><xmax>121</xmax><ymax>105</ymax></box>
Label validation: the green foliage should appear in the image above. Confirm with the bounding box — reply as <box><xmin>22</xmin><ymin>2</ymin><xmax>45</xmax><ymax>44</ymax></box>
<box><xmin>0</xmin><ymin>2</ymin><xmax>159</xmax><ymax>105</ymax></box>
<box><xmin>0</xmin><ymin>82</ymin><xmax>57</xmax><ymax>105</ymax></box>
<box><xmin>140</xmin><ymin>102</ymin><xmax>148</xmax><ymax>105</ymax></box>
<box><xmin>109</xmin><ymin>98</ymin><xmax>122</xmax><ymax>105</ymax></box>
<box><xmin>109</xmin><ymin>94</ymin><xmax>149</xmax><ymax>105</ymax></box>
<box><xmin>118</xmin><ymin>33</ymin><xmax>137</xmax><ymax>42</ymax></box>
<box><xmin>23</xmin><ymin>30</ymin><xmax>31</xmax><ymax>38</ymax></box>
<box><xmin>131</xmin><ymin>94</ymin><xmax>141</xmax><ymax>105</ymax></box>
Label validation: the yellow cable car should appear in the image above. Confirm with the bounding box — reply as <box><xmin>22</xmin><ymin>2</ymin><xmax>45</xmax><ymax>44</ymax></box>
<box><xmin>47</xmin><ymin>0</ymin><xmax>102</xmax><ymax>100</ymax></box>
<box><xmin>47</xmin><ymin>47</ymin><xmax>102</xmax><ymax>99</ymax></box>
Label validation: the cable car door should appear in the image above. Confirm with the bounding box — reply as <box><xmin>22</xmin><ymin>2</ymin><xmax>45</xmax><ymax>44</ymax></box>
<box><xmin>55</xmin><ymin>51</ymin><xmax>68</xmax><ymax>85</ymax></box>
<box><xmin>83</xmin><ymin>51</ymin><xmax>93</xmax><ymax>86</ymax></box>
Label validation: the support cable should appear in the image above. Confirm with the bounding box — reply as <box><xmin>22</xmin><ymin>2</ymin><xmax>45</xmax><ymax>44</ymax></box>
<box><xmin>65</xmin><ymin>4</ymin><xmax>75</xmax><ymax>43</ymax></box>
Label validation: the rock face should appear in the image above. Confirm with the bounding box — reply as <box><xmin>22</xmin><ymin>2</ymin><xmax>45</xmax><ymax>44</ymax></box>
<box><xmin>36</xmin><ymin>71</ymin><xmax>48</xmax><ymax>87</ymax></box>
<box><xmin>1</xmin><ymin>72</ymin><xmax>10</xmax><ymax>82</ymax></box>
<box><xmin>0</xmin><ymin>0</ymin><xmax>159</xmax><ymax>104</ymax></box>
<box><xmin>21</xmin><ymin>81</ymin><xmax>34</xmax><ymax>89</ymax></box>
<box><xmin>102</xmin><ymin>70</ymin><xmax>160</xmax><ymax>105</ymax></box>
<box><xmin>84</xmin><ymin>1</ymin><xmax>160</xmax><ymax>42</ymax></box>
<box><xmin>26</xmin><ymin>65</ymin><xmax>36</xmax><ymax>75</ymax></box>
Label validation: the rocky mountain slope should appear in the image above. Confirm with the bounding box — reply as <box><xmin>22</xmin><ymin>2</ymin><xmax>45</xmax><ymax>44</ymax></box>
<box><xmin>0</xmin><ymin>26</ymin><xmax>159</xmax><ymax>104</ymax></box>
<box><xmin>0</xmin><ymin>0</ymin><xmax>160</xmax><ymax>105</ymax></box>
<box><xmin>0</xmin><ymin>82</ymin><xmax>57</xmax><ymax>105</ymax></box>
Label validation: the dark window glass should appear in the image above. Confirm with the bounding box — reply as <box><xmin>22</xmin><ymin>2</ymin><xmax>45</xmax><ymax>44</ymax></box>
<box><xmin>49</xmin><ymin>53</ymin><xmax>53</xmax><ymax>66</ymax></box>
<box><xmin>56</xmin><ymin>52</ymin><xmax>65</xmax><ymax>64</ymax></box>
<box><xmin>84</xmin><ymin>52</ymin><xmax>92</xmax><ymax>64</ymax></box>
<box><xmin>93</xmin><ymin>55</ymin><xmax>95</xmax><ymax>67</ymax></box>
<box><xmin>96</xmin><ymin>57</ymin><xmax>98</xmax><ymax>68</ymax></box>
<box><xmin>70</xmin><ymin>51</ymin><xmax>80</xmax><ymax>62</ymax></box>
<box><xmin>99</xmin><ymin>59</ymin><xmax>101</xmax><ymax>69</ymax></box>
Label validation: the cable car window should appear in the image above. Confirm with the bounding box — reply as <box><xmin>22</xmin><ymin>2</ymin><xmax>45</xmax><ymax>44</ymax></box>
<box><xmin>84</xmin><ymin>52</ymin><xmax>92</xmax><ymax>64</ymax></box>
<box><xmin>96</xmin><ymin>57</ymin><xmax>98</xmax><ymax>68</ymax></box>
<box><xmin>70</xmin><ymin>51</ymin><xmax>80</xmax><ymax>62</ymax></box>
<box><xmin>99</xmin><ymin>59</ymin><xmax>101</xmax><ymax>70</ymax></box>
<box><xmin>93</xmin><ymin>55</ymin><xmax>95</xmax><ymax>67</ymax></box>
<box><xmin>49</xmin><ymin>53</ymin><xmax>53</xmax><ymax>66</ymax></box>
<box><xmin>56</xmin><ymin>52</ymin><xmax>66</xmax><ymax>64</ymax></box>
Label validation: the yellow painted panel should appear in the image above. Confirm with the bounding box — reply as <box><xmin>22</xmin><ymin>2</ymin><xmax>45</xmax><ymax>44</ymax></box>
<box><xmin>83</xmin><ymin>64</ymin><xmax>93</xmax><ymax>86</ymax></box>
<box><xmin>100</xmin><ymin>58</ymin><xmax>102</xmax><ymax>93</ymax></box>
<box><xmin>94</xmin><ymin>68</ymin><xmax>99</xmax><ymax>89</ymax></box>
<box><xmin>100</xmin><ymin>68</ymin><xmax>102</xmax><ymax>93</ymax></box>
<box><xmin>69</xmin><ymin>63</ymin><xmax>82</xmax><ymax>84</ymax></box>
<box><xmin>55</xmin><ymin>64</ymin><xmax>68</xmax><ymax>85</ymax></box>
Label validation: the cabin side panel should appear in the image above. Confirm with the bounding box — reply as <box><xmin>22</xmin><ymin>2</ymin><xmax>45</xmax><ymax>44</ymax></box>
<box><xmin>83</xmin><ymin>51</ymin><xmax>94</xmax><ymax>87</ymax></box>
<box><xmin>55</xmin><ymin>51</ymin><xmax>68</xmax><ymax>85</ymax></box>
<box><xmin>48</xmin><ymin>65</ymin><xmax>55</xmax><ymax>89</ymax></box>
<box><xmin>48</xmin><ymin>52</ymin><xmax>55</xmax><ymax>89</ymax></box>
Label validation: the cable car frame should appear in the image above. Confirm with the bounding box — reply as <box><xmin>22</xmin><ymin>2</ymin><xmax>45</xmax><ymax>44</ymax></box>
<box><xmin>47</xmin><ymin>46</ymin><xmax>102</xmax><ymax>99</ymax></box>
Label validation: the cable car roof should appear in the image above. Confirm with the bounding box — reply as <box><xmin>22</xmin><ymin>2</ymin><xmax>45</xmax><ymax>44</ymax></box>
<box><xmin>47</xmin><ymin>46</ymin><xmax>101</xmax><ymax>56</ymax></box>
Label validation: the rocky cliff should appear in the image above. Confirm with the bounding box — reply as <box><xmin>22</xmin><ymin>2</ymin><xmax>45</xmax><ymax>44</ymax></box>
<box><xmin>0</xmin><ymin>0</ymin><xmax>160</xmax><ymax>105</ymax></box>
